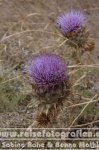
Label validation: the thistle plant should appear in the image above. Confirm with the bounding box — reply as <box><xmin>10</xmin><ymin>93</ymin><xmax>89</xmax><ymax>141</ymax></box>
<box><xmin>24</xmin><ymin>54</ymin><xmax>70</xmax><ymax>127</ymax></box>
<box><xmin>24</xmin><ymin>54</ymin><xmax>69</xmax><ymax>126</ymax></box>
<box><xmin>55</xmin><ymin>10</ymin><xmax>95</xmax><ymax>61</ymax></box>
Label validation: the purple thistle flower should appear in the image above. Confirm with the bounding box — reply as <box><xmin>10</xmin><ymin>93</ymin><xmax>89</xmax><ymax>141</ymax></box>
<box><xmin>24</xmin><ymin>54</ymin><xmax>67</xmax><ymax>89</ymax></box>
<box><xmin>55</xmin><ymin>10</ymin><xmax>85</xmax><ymax>34</ymax></box>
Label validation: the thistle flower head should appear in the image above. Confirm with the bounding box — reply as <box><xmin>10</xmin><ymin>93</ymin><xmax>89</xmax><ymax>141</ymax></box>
<box><xmin>24</xmin><ymin>54</ymin><xmax>67</xmax><ymax>89</ymax></box>
<box><xmin>55</xmin><ymin>10</ymin><xmax>85</xmax><ymax>34</ymax></box>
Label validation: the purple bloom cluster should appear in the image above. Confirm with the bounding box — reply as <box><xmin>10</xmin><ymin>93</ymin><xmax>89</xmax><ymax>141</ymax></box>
<box><xmin>55</xmin><ymin>10</ymin><xmax>85</xmax><ymax>34</ymax></box>
<box><xmin>24</xmin><ymin>54</ymin><xmax>67</xmax><ymax>89</ymax></box>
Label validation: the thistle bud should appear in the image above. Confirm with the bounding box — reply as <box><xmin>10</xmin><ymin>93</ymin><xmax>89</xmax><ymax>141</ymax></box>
<box><xmin>24</xmin><ymin>54</ymin><xmax>69</xmax><ymax>103</ymax></box>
